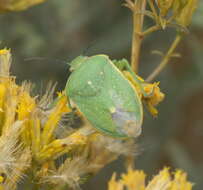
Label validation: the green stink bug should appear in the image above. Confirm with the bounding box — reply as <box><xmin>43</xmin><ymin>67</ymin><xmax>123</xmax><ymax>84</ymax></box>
<box><xmin>65</xmin><ymin>55</ymin><xmax>143</xmax><ymax>138</ymax></box>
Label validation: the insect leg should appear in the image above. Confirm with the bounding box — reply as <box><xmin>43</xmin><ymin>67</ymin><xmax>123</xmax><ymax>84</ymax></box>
<box><xmin>113</xmin><ymin>59</ymin><xmax>153</xmax><ymax>98</ymax></box>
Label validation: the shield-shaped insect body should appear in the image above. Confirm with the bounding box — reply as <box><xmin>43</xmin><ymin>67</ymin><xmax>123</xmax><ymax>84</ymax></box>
<box><xmin>65</xmin><ymin>55</ymin><xmax>143</xmax><ymax>138</ymax></box>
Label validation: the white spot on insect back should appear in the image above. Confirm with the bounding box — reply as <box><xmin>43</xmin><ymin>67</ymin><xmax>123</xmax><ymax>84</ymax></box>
<box><xmin>87</xmin><ymin>80</ymin><xmax>95</xmax><ymax>89</ymax></box>
<box><xmin>87</xmin><ymin>81</ymin><xmax>92</xmax><ymax>85</ymax></box>
<box><xmin>100</xmin><ymin>71</ymin><xmax>104</xmax><ymax>75</ymax></box>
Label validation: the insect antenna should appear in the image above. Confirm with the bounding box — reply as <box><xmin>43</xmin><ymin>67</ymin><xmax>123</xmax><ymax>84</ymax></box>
<box><xmin>82</xmin><ymin>39</ymin><xmax>98</xmax><ymax>56</ymax></box>
<box><xmin>24</xmin><ymin>57</ymin><xmax>70</xmax><ymax>69</ymax></box>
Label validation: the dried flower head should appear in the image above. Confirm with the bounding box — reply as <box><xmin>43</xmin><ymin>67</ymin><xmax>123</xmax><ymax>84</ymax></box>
<box><xmin>42</xmin><ymin>157</ymin><xmax>88</xmax><ymax>189</ymax></box>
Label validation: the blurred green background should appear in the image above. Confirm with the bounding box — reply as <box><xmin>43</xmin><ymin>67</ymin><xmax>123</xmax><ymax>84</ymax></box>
<box><xmin>0</xmin><ymin>0</ymin><xmax>203</xmax><ymax>189</ymax></box>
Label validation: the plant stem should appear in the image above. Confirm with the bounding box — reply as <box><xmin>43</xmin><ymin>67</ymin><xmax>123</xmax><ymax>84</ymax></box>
<box><xmin>126</xmin><ymin>0</ymin><xmax>146</xmax><ymax>169</ymax></box>
<box><xmin>125</xmin><ymin>152</ymin><xmax>135</xmax><ymax>170</ymax></box>
<box><xmin>131</xmin><ymin>0</ymin><xmax>146</xmax><ymax>73</ymax></box>
<box><xmin>146</xmin><ymin>34</ymin><xmax>182</xmax><ymax>82</ymax></box>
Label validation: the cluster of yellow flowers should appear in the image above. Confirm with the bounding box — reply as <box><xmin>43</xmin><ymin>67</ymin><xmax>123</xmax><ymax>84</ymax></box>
<box><xmin>0</xmin><ymin>49</ymin><xmax>138</xmax><ymax>190</ymax></box>
<box><xmin>109</xmin><ymin>167</ymin><xmax>193</xmax><ymax>190</ymax></box>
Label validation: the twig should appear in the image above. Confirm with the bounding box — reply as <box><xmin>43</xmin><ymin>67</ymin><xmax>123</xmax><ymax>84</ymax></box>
<box><xmin>142</xmin><ymin>25</ymin><xmax>161</xmax><ymax>36</ymax></box>
<box><xmin>146</xmin><ymin>34</ymin><xmax>183</xmax><ymax>82</ymax></box>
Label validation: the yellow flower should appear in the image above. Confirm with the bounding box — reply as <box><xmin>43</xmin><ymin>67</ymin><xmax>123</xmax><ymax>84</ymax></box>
<box><xmin>37</xmin><ymin>128</ymin><xmax>89</xmax><ymax>161</ymax></box>
<box><xmin>121</xmin><ymin>168</ymin><xmax>145</xmax><ymax>190</ymax></box>
<box><xmin>108</xmin><ymin>173</ymin><xmax>124</xmax><ymax>190</ymax></box>
<box><xmin>143</xmin><ymin>82</ymin><xmax>165</xmax><ymax>116</ymax></box>
<box><xmin>170</xmin><ymin>170</ymin><xmax>193</xmax><ymax>190</ymax></box>
<box><xmin>17</xmin><ymin>91</ymin><xmax>36</xmax><ymax>120</ymax></box>
<box><xmin>0</xmin><ymin>0</ymin><xmax>47</xmax><ymax>12</ymax></box>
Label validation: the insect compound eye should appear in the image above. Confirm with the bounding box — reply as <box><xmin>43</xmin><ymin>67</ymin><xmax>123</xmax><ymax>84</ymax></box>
<box><xmin>111</xmin><ymin>108</ymin><xmax>142</xmax><ymax>138</ymax></box>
